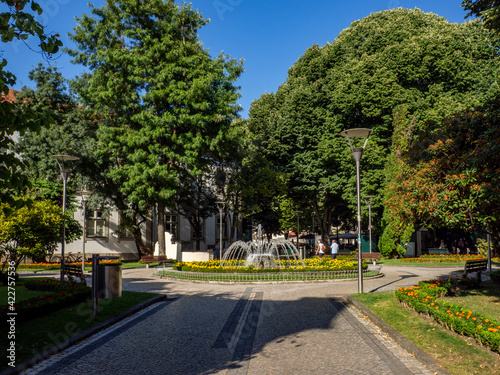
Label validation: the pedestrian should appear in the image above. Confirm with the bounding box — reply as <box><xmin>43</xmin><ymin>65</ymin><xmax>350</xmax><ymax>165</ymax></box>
<box><xmin>316</xmin><ymin>240</ymin><xmax>325</xmax><ymax>259</ymax></box>
<box><xmin>331</xmin><ymin>239</ymin><xmax>339</xmax><ymax>260</ymax></box>
<box><xmin>215</xmin><ymin>241</ymin><xmax>220</xmax><ymax>259</ymax></box>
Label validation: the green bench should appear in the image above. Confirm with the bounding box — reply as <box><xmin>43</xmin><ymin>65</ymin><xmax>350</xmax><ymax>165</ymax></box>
<box><xmin>428</xmin><ymin>248</ymin><xmax>449</xmax><ymax>255</ymax></box>
<box><xmin>141</xmin><ymin>255</ymin><xmax>170</xmax><ymax>268</ymax></box>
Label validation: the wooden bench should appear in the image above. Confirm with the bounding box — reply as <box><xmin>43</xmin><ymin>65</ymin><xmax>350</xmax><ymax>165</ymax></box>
<box><xmin>464</xmin><ymin>259</ymin><xmax>488</xmax><ymax>284</ymax></box>
<box><xmin>64</xmin><ymin>264</ymin><xmax>86</xmax><ymax>282</ymax></box>
<box><xmin>141</xmin><ymin>256</ymin><xmax>170</xmax><ymax>268</ymax></box>
<box><xmin>351</xmin><ymin>253</ymin><xmax>381</xmax><ymax>263</ymax></box>
<box><xmin>353</xmin><ymin>253</ymin><xmax>381</xmax><ymax>259</ymax></box>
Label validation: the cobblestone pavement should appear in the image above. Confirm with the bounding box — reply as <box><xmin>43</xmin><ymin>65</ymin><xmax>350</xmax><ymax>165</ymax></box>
<box><xmin>20</xmin><ymin>265</ymin><xmax>465</xmax><ymax>375</ymax></box>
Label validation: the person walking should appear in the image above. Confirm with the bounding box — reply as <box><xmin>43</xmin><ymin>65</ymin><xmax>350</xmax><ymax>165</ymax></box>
<box><xmin>215</xmin><ymin>241</ymin><xmax>220</xmax><ymax>260</ymax></box>
<box><xmin>316</xmin><ymin>240</ymin><xmax>325</xmax><ymax>259</ymax></box>
<box><xmin>331</xmin><ymin>239</ymin><xmax>339</xmax><ymax>260</ymax></box>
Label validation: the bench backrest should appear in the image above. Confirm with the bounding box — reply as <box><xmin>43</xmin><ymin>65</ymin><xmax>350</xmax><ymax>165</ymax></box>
<box><xmin>65</xmin><ymin>264</ymin><xmax>82</xmax><ymax>273</ymax></box>
<box><xmin>464</xmin><ymin>259</ymin><xmax>487</xmax><ymax>272</ymax></box>
<box><xmin>141</xmin><ymin>256</ymin><xmax>169</xmax><ymax>261</ymax></box>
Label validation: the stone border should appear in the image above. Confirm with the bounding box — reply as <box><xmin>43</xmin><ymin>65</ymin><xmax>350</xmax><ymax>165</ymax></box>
<box><xmin>155</xmin><ymin>268</ymin><xmax>384</xmax><ymax>284</ymax></box>
<box><xmin>344</xmin><ymin>295</ymin><xmax>452</xmax><ymax>375</ymax></box>
<box><xmin>1</xmin><ymin>295</ymin><xmax>167</xmax><ymax>375</ymax></box>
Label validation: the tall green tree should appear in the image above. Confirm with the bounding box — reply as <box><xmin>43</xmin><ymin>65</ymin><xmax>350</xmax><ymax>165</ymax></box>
<box><xmin>0</xmin><ymin>0</ymin><xmax>62</xmax><ymax>210</ymax></box>
<box><xmin>384</xmin><ymin>100</ymin><xmax>500</xmax><ymax>255</ymax></box>
<box><xmin>248</xmin><ymin>8</ymin><xmax>500</xmax><ymax>243</ymax></box>
<box><xmin>16</xmin><ymin>65</ymin><xmax>155</xmax><ymax>256</ymax></box>
<box><xmin>462</xmin><ymin>0</ymin><xmax>500</xmax><ymax>33</ymax></box>
<box><xmin>67</xmin><ymin>0</ymin><xmax>243</xmax><ymax>254</ymax></box>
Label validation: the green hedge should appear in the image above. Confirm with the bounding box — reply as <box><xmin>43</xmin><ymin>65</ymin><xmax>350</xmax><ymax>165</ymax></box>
<box><xmin>396</xmin><ymin>278</ymin><xmax>500</xmax><ymax>352</ymax></box>
<box><xmin>1</xmin><ymin>280</ymin><xmax>90</xmax><ymax>323</ymax></box>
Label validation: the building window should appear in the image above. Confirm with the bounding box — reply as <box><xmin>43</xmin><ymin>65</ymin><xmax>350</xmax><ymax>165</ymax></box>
<box><xmin>118</xmin><ymin>212</ymin><xmax>135</xmax><ymax>239</ymax></box>
<box><xmin>86</xmin><ymin>210</ymin><xmax>108</xmax><ymax>238</ymax></box>
<box><xmin>191</xmin><ymin>217</ymin><xmax>204</xmax><ymax>240</ymax></box>
<box><xmin>216</xmin><ymin>214</ymin><xmax>227</xmax><ymax>241</ymax></box>
<box><xmin>165</xmin><ymin>213</ymin><xmax>178</xmax><ymax>238</ymax></box>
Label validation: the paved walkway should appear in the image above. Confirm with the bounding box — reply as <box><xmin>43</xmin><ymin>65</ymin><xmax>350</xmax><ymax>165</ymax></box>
<box><xmin>20</xmin><ymin>265</ymin><xmax>467</xmax><ymax>375</ymax></box>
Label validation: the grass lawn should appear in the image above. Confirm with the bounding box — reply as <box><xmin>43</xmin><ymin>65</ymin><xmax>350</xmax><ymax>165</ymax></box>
<box><xmin>352</xmin><ymin>284</ymin><xmax>500</xmax><ymax>375</ymax></box>
<box><xmin>0</xmin><ymin>289</ymin><xmax>159</xmax><ymax>371</ymax></box>
<box><xmin>0</xmin><ymin>278</ymin><xmax>49</xmax><ymax>305</ymax></box>
<box><xmin>440</xmin><ymin>282</ymin><xmax>500</xmax><ymax>321</ymax></box>
<box><xmin>377</xmin><ymin>258</ymin><xmax>500</xmax><ymax>267</ymax></box>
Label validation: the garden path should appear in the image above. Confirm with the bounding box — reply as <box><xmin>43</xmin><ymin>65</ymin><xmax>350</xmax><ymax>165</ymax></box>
<box><xmin>20</xmin><ymin>265</ymin><xmax>464</xmax><ymax>375</ymax></box>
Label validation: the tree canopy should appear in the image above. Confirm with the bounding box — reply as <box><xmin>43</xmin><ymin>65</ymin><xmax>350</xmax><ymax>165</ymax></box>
<box><xmin>384</xmin><ymin>100</ymin><xmax>500</xmax><ymax>254</ymax></box>
<box><xmin>0</xmin><ymin>0</ymin><xmax>62</xmax><ymax>210</ymax></box>
<box><xmin>247</xmin><ymin>8</ymin><xmax>500</xmax><ymax>243</ymax></box>
<box><xmin>462</xmin><ymin>0</ymin><xmax>500</xmax><ymax>33</ymax></box>
<box><xmin>67</xmin><ymin>0</ymin><xmax>243</xmax><ymax>253</ymax></box>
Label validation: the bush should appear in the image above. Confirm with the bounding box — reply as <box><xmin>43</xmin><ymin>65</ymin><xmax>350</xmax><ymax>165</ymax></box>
<box><xmin>1</xmin><ymin>279</ymin><xmax>90</xmax><ymax>323</ymax></box>
<box><xmin>490</xmin><ymin>270</ymin><xmax>500</xmax><ymax>285</ymax></box>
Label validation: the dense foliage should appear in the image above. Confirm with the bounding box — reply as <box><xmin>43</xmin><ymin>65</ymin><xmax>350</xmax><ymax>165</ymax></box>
<box><xmin>67</xmin><ymin>0</ymin><xmax>243</xmax><ymax>253</ymax></box>
<box><xmin>247</xmin><ymin>9</ymin><xmax>500</xmax><ymax>244</ymax></box>
<box><xmin>0</xmin><ymin>0</ymin><xmax>62</xmax><ymax>210</ymax></box>
<box><xmin>462</xmin><ymin>0</ymin><xmax>500</xmax><ymax>33</ymax></box>
<box><xmin>0</xmin><ymin>198</ymin><xmax>70</xmax><ymax>272</ymax></box>
<box><xmin>384</xmin><ymin>101</ymin><xmax>500</xmax><ymax>254</ymax></box>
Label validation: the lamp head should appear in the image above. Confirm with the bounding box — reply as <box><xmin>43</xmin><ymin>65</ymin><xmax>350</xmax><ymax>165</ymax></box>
<box><xmin>339</xmin><ymin>128</ymin><xmax>373</xmax><ymax>139</ymax></box>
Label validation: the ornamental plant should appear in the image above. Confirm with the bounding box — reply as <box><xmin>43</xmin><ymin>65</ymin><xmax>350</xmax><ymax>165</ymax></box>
<box><xmin>0</xmin><ymin>198</ymin><xmax>68</xmax><ymax>277</ymax></box>
<box><xmin>396</xmin><ymin>278</ymin><xmax>500</xmax><ymax>352</ymax></box>
<box><xmin>0</xmin><ymin>279</ymin><xmax>90</xmax><ymax>323</ymax></box>
<box><xmin>173</xmin><ymin>258</ymin><xmax>366</xmax><ymax>273</ymax></box>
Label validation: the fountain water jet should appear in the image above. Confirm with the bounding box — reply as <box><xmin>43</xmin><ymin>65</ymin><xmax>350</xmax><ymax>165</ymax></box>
<box><xmin>220</xmin><ymin>225</ymin><xmax>306</xmax><ymax>269</ymax></box>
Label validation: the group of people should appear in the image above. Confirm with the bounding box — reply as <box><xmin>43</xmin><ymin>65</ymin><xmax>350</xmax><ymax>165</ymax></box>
<box><xmin>315</xmin><ymin>239</ymin><xmax>338</xmax><ymax>259</ymax></box>
<box><xmin>438</xmin><ymin>238</ymin><xmax>473</xmax><ymax>255</ymax></box>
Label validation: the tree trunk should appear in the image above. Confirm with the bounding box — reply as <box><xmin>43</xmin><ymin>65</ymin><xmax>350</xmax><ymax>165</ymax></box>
<box><xmin>133</xmin><ymin>227</ymin><xmax>151</xmax><ymax>256</ymax></box>
<box><xmin>157</xmin><ymin>202</ymin><xmax>166</xmax><ymax>256</ymax></box>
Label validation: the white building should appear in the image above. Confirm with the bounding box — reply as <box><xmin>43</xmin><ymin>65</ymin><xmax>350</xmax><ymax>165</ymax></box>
<box><xmin>65</xmin><ymin>198</ymin><xmax>239</xmax><ymax>262</ymax></box>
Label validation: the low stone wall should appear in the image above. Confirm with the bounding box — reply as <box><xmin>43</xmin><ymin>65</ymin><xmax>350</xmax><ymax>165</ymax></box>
<box><xmin>182</xmin><ymin>251</ymin><xmax>214</xmax><ymax>262</ymax></box>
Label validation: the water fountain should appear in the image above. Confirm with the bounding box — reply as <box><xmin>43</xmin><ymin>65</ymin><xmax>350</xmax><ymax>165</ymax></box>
<box><xmin>220</xmin><ymin>225</ymin><xmax>306</xmax><ymax>269</ymax></box>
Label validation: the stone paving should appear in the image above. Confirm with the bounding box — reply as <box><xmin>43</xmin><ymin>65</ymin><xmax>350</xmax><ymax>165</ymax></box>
<box><xmin>19</xmin><ymin>265</ymin><xmax>467</xmax><ymax>375</ymax></box>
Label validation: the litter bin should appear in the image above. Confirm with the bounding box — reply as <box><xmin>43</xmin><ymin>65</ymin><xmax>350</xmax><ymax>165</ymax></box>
<box><xmin>97</xmin><ymin>263</ymin><xmax>122</xmax><ymax>298</ymax></box>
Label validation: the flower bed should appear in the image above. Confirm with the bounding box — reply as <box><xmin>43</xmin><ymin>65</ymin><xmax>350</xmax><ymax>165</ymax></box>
<box><xmin>174</xmin><ymin>258</ymin><xmax>367</xmax><ymax>273</ymax></box>
<box><xmin>0</xmin><ymin>279</ymin><xmax>91</xmax><ymax>323</ymax></box>
<box><xmin>396</xmin><ymin>278</ymin><xmax>500</xmax><ymax>352</ymax></box>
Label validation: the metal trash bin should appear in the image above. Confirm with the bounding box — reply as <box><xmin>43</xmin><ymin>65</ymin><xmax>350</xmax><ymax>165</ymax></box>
<box><xmin>97</xmin><ymin>263</ymin><xmax>122</xmax><ymax>298</ymax></box>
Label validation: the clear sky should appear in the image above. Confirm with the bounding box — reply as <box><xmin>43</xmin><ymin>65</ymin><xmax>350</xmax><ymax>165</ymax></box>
<box><xmin>6</xmin><ymin>0</ymin><xmax>470</xmax><ymax>118</ymax></box>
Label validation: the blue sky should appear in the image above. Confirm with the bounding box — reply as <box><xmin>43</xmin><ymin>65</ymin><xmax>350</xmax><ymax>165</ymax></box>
<box><xmin>7</xmin><ymin>0</ymin><xmax>470</xmax><ymax>118</ymax></box>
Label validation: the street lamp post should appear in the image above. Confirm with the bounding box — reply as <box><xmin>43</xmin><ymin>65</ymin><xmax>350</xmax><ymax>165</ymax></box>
<box><xmin>78</xmin><ymin>189</ymin><xmax>91</xmax><ymax>274</ymax></box>
<box><xmin>340</xmin><ymin>128</ymin><xmax>372</xmax><ymax>293</ymax></box>
<box><xmin>363</xmin><ymin>195</ymin><xmax>375</xmax><ymax>254</ymax></box>
<box><xmin>295</xmin><ymin>211</ymin><xmax>301</xmax><ymax>259</ymax></box>
<box><xmin>216</xmin><ymin>200</ymin><xmax>225</xmax><ymax>260</ymax></box>
<box><xmin>52</xmin><ymin>155</ymin><xmax>80</xmax><ymax>281</ymax></box>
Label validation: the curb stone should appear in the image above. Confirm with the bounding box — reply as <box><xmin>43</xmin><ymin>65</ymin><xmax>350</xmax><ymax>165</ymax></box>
<box><xmin>1</xmin><ymin>295</ymin><xmax>167</xmax><ymax>375</ymax></box>
<box><xmin>344</xmin><ymin>295</ymin><xmax>452</xmax><ymax>375</ymax></box>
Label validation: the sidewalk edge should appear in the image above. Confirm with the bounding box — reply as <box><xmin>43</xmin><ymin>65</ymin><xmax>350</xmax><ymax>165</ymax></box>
<box><xmin>2</xmin><ymin>294</ymin><xmax>167</xmax><ymax>375</ymax></box>
<box><xmin>344</xmin><ymin>295</ymin><xmax>452</xmax><ymax>375</ymax></box>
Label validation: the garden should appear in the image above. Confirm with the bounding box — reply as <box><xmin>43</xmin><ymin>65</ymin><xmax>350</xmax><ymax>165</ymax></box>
<box><xmin>154</xmin><ymin>256</ymin><xmax>379</xmax><ymax>282</ymax></box>
<box><xmin>353</xmin><ymin>273</ymin><xmax>500</xmax><ymax>375</ymax></box>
